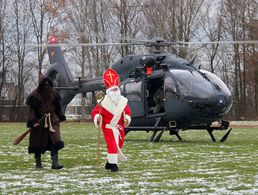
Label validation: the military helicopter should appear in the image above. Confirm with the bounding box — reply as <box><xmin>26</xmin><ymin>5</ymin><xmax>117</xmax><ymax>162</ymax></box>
<box><xmin>45</xmin><ymin>36</ymin><xmax>233</xmax><ymax>142</ymax></box>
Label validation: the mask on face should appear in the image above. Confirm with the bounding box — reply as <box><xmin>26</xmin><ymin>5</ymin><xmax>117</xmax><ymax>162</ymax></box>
<box><xmin>106</xmin><ymin>86</ymin><xmax>121</xmax><ymax>105</ymax></box>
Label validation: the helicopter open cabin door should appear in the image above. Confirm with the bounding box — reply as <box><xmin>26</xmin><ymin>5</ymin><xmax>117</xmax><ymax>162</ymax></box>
<box><xmin>146</xmin><ymin>76</ymin><xmax>165</xmax><ymax>115</ymax></box>
<box><xmin>121</xmin><ymin>79</ymin><xmax>145</xmax><ymax>117</ymax></box>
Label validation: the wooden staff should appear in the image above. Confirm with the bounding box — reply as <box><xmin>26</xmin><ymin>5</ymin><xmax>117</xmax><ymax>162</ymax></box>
<box><xmin>96</xmin><ymin>91</ymin><xmax>105</xmax><ymax>168</ymax></box>
<box><xmin>13</xmin><ymin>129</ymin><xmax>30</xmax><ymax>145</ymax></box>
<box><xmin>13</xmin><ymin>116</ymin><xmax>44</xmax><ymax>145</ymax></box>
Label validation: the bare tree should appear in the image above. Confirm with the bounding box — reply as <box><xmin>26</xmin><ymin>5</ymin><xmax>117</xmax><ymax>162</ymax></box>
<box><xmin>245</xmin><ymin>3</ymin><xmax>258</xmax><ymax>118</ymax></box>
<box><xmin>0</xmin><ymin>0</ymin><xmax>9</xmax><ymax>120</ymax></box>
<box><xmin>221</xmin><ymin>0</ymin><xmax>258</xmax><ymax>119</ymax></box>
<box><xmin>9</xmin><ymin>0</ymin><xmax>34</xmax><ymax>120</ymax></box>
<box><xmin>65</xmin><ymin>0</ymin><xmax>117</xmax><ymax>78</ymax></box>
<box><xmin>110</xmin><ymin>0</ymin><xmax>143</xmax><ymax>57</ymax></box>
<box><xmin>0</xmin><ymin>0</ymin><xmax>8</xmax><ymax>98</ymax></box>
<box><xmin>143</xmin><ymin>0</ymin><xmax>204</xmax><ymax>58</ymax></box>
<box><xmin>28</xmin><ymin>0</ymin><xmax>66</xmax><ymax>81</ymax></box>
<box><xmin>63</xmin><ymin>0</ymin><xmax>117</xmax><ymax>118</ymax></box>
<box><xmin>198</xmin><ymin>2</ymin><xmax>223</xmax><ymax>73</ymax></box>
<box><xmin>64</xmin><ymin>0</ymin><xmax>93</xmax><ymax>120</ymax></box>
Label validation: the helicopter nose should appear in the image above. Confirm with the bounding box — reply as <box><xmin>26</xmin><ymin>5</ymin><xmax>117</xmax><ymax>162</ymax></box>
<box><xmin>187</xmin><ymin>96</ymin><xmax>229</xmax><ymax>116</ymax></box>
<box><xmin>216</xmin><ymin>98</ymin><xmax>227</xmax><ymax>114</ymax></box>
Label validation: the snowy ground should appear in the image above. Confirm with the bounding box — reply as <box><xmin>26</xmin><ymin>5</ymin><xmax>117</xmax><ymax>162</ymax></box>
<box><xmin>0</xmin><ymin>122</ymin><xmax>257</xmax><ymax>194</ymax></box>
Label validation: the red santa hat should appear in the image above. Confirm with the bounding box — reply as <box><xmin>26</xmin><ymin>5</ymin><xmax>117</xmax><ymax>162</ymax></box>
<box><xmin>103</xmin><ymin>69</ymin><xmax>120</xmax><ymax>89</ymax></box>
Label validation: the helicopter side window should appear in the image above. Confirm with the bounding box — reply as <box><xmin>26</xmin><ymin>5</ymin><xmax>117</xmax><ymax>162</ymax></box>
<box><xmin>124</xmin><ymin>81</ymin><xmax>142</xmax><ymax>101</ymax></box>
<box><xmin>165</xmin><ymin>76</ymin><xmax>179</xmax><ymax>99</ymax></box>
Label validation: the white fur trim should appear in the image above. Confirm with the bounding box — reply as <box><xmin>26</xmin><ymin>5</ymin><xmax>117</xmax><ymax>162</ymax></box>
<box><xmin>101</xmin><ymin>95</ymin><xmax>128</xmax><ymax>119</ymax></box>
<box><xmin>118</xmin><ymin>150</ymin><xmax>127</xmax><ymax>162</ymax></box>
<box><xmin>93</xmin><ymin>114</ymin><xmax>101</xmax><ymax>128</ymax></box>
<box><xmin>106</xmin><ymin>124</ymin><xmax>127</xmax><ymax>162</ymax></box>
<box><xmin>110</xmin><ymin>96</ymin><xmax>128</xmax><ymax>126</ymax></box>
<box><xmin>107</xmin><ymin>153</ymin><xmax>118</xmax><ymax>164</ymax></box>
<box><xmin>124</xmin><ymin>114</ymin><xmax>131</xmax><ymax>127</ymax></box>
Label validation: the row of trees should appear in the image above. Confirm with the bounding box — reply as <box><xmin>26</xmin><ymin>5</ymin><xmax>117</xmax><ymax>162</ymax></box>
<box><xmin>0</xmin><ymin>0</ymin><xmax>258</xmax><ymax>120</ymax></box>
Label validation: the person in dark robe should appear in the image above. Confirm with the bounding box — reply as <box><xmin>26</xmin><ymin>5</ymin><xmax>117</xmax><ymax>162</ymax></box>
<box><xmin>26</xmin><ymin>76</ymin><xmax>66</xmax><ymax>169</ymax></box>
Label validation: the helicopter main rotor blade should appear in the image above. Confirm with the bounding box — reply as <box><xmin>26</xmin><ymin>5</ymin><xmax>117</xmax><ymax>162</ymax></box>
<box><xmin>25</xmin><ymin>42</ymin><xmax>136</xmax><ymax>48</ymax></box>
<box><xmin>119</xmin><ymin>37</ymin><xmax>258</xmax><ymax>45</ymax></box>
<box><xmin>24</xmin><ymin>38</ymin><xmax>258</xmax><ymax>48</ymax></box>
<box><xmin>177</xmin><ymin>40</ymin><xmax>258</xmax><ymax>45</ymax></box>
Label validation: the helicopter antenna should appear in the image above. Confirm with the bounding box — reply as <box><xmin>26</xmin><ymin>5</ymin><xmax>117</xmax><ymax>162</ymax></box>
<box><xmin>186</xmin><ymin>55</ymin><xmax>197</xmax><ymax>66</ymax></box>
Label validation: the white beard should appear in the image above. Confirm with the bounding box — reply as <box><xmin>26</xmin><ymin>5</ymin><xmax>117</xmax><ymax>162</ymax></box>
<box><xmin>109</xmin><ymin>94</ymin><xmax>121</xmax><ymax>105</ymax></box>
<box><xmin>106</xmin><ymin>86</ymin><xmax>121</xmax><ymax>105</ymax></box>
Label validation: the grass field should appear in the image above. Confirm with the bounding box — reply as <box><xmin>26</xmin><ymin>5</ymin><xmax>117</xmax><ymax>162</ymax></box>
<box><xmin>0</xmin><ymin>122</ymin><xmax>257</xmax><ymax>194</ymax></box>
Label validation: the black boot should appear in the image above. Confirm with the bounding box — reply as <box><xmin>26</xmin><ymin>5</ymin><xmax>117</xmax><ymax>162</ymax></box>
<box><xmin>105</xmin><ymin>162</ymin><xmax>118</xmax><ymax>172</ymax></box>
<box><xmin>110</xmin><ymin>163</ymin><xmax>118</xmax><ymax>172</ymax></box>
<box><xmin>51</xmin><ymin>154</ymin><xmax>63</xmax><ymax>169</ymax></box>
<box><xmin>51</xmin><ymin>147</ymin><xmax>64</xmax><ymax>169</ymax></box>
<box><xmin>35</xmin><ymin>153</ymin><xmax>42</xmax><ymax>168</ymax></box>
<box><xmin>35</xmin><ymin>157</ymin><xmax>42</xmax><ymax>168</ymax></box>
<box><xmin>105</xmin><ymin>162</ymin><xmax>111</xmax><ymax>170</ymax></box>
<box><xmin>51</xmin><ymin>148</ymin><xmax>63</xmax><ymax>169</ymax></box>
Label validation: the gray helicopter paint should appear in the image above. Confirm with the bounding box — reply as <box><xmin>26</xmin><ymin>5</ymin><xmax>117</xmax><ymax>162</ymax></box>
<box><xmin>46</xmin><ymin>46</ymin><xmax>76</xmax><ymax>110</ymax></box>
<box><xmin>43</xmin><ymin>37</ymin><xmax>233</xmax><ymax>142</ymax></box>
<box><xmin>47</xmin><ymin>45</ymin><xmax>74</xmax><ymax>82</ymax></box>
<box><xmin>111</xmin><ymin>54</ymin><xmax>142</xmax><ymax>81</ymax></box>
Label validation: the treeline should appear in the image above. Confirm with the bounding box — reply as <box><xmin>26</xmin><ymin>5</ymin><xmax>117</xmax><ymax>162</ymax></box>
<box><xmin>0</xmin><ymin>0</ymin><xmax>257</xmax><ymax>120</ymax></box>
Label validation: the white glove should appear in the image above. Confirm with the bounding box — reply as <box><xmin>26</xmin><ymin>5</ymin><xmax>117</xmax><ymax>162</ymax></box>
<box><xmin>124</xmin><ymin>114</ymin><xmax>131</xmax><ymax>127</ymax></box>
<box><xmin>94</xmin><ymin>114</ymin><xmax>102</xmax><ymax>128</ymax></box>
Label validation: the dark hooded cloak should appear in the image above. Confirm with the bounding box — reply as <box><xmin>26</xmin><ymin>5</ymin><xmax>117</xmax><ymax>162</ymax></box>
<box><xmin>26</xmin><ymin>77</ymin><xmax>66</xmax><ymax>154</ymax></box>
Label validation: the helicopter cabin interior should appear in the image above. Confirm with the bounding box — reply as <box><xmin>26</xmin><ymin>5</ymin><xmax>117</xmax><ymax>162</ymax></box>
<box><xmin>146</xmin><ymin>77</ymin><xmax>165</xmax><ymax>115</ymax></box>
<box><xmin>122</xmin><ymin>76</ymin><xmax>165</xmax><ymax>118</ymax></box>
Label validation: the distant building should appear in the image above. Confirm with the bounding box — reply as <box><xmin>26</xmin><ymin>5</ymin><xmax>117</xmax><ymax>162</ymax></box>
<box><xmin>65</xmin><ymin>94</ymin><xmax>82</xmax><ymax>115</ymax></box>
<box><xmin>65</xmin><ymin>94</ymin><xmax>93</xmax><ymax>121</ymax></box>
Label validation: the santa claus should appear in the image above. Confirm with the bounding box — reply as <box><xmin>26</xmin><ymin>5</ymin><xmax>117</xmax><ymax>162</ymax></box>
<box><xmin>92</xmin><ymin>68</ymin><xmax>131</xmax><ymax>172</ymax></box>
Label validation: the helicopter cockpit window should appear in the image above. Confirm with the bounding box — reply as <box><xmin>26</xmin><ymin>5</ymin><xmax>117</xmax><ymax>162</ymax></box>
<box><xmin>199</xmin><ymin>70</ymin><xmax>231</xmax><ymax>96</ymax></box>
<box><xmin>124</xmin><ymin>81</ymin><xmax>142</xmax><ymax>101</ymax></box>
<box><xmin>170</xmin><ymin>69</ymin><xmax>215</xmax><ymax>99</ymax></box>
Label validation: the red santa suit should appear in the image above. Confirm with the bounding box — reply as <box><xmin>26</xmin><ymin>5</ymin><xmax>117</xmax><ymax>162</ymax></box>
<box><xmin>92</xmin><ymin>69</ymin><xmax>131</xmax><ymax>164</ymax></box>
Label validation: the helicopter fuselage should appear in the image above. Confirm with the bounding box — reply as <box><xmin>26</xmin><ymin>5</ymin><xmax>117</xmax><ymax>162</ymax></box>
<box><xmin>111</xmin><ymin>53</ymin><xmax>232</xmax><ymax>132</ymax></box>
<box><xmin>45</xmin><ymin>38</ymin><xmax>233</xmax><ymax>142</ymax></box>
